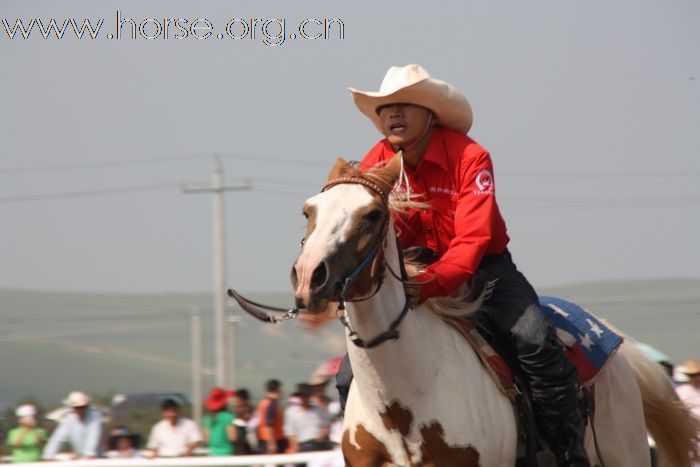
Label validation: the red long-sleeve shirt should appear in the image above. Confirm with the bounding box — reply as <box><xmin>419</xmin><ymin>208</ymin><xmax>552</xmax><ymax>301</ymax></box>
<box><xmin>361</xmin><ymin>127</ymin><xmax>509</xmax><ymax>302</ymax></box>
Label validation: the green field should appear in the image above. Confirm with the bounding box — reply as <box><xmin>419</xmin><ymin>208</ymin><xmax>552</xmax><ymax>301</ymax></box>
<box><xmin>0</xmin><ymin>279</ymin><xmax>698</xmax><ymax>407</ymax></box>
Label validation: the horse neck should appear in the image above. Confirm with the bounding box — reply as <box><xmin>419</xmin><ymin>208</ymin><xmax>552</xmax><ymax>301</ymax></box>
<box><xmin>346</xmin><ymin>224</ymin><xmax>449</xmax><ymax>403</ymax></box>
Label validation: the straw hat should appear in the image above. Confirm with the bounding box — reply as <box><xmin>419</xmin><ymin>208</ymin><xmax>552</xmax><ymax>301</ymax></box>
<box><xmin>63</xmin><ymin>391</ymin><xmax>91</xmax><ymax>407</ymax></box>
<box><xmin>348</xmin><ymin>64</ymin><xmax>473</xmax><ymax>134</ymax></box>
<box><xmin>678</xmin><ymin>359</ymin><xmax>700</xmax><ymax>376</ymax></box>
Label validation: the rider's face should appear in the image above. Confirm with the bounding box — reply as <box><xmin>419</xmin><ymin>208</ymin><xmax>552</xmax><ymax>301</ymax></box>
<box><xmin>377</xmin><ymin>103</ymin><xmax>433</xmax><ymax>149</ymax></box>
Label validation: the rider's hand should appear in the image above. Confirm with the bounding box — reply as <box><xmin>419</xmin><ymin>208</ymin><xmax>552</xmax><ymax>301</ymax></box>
<box><xmin>404</xmin><ymin>282</ymin><xmax>422</xmax><ymax>308</ymax></box>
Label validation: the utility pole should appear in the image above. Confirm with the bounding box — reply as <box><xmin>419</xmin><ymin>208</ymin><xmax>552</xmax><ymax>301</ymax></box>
<box><xmin>191</xmin><ymin>308</ymin><xmax>203</xmax><ymax>426</ymax></box>
<box><xmin>226</xmin><ymin>315</ymin><xmax>242</xmax><ymax>390</ymax></box>
<box><xmin>183</xmin><ymin>156</ymin><xmax>251</xmax><ymax>387</ymax></box>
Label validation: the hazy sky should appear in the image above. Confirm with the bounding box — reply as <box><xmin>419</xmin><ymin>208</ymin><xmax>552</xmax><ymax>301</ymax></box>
<box><xmin>1</xmin><ymin>0</ymin><xmax>698</xmax><ymax>294</ymax></box>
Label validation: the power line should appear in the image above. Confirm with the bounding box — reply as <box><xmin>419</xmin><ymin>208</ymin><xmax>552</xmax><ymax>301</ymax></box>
<box><xmin>2</xmin><ymin>153</ymin><xmax>699</xmax><ymax>178</ymax></box>
<box><xmin>498</xmin><ymin>170</ymin><xmax>700</xmax><ymax>178</ymax></box>
<box><xmin>0</xmin><ymin>154</ymin><xmax>205</xmax><ymax>174</ymax></box>
<box><xmin>0</xmin><ymin>182</ymin><xmax>177</xmax><ymax>203</ymax></box>
<box><xmin>0</xmin><ymin>153</ymin><xmax>327</xmax><ymax>175</ymax></box>
<box><xmin>0</xmin><ymin>178</ymin><xmax>698</xmax><ymax>208</ymax></box>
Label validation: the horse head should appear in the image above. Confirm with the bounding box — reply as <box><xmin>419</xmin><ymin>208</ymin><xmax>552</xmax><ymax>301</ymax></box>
<box><xmin>291</xmin><ymin>152</ymin><xmax>403</xmax><ymax>314</ymax></box>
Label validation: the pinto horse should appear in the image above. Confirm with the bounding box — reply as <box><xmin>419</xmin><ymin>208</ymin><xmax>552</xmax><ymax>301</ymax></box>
<box><xmin>247</xmin><ymin>152</ymin><xmax>699</xmax><ymax>466</ymax></box>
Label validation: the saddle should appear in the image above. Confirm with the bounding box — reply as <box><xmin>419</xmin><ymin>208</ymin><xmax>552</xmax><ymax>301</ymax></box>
<box><xmin>444</xmin><ymin>297</ymin><xmax>623</xmax><ymax>466</ymax></box>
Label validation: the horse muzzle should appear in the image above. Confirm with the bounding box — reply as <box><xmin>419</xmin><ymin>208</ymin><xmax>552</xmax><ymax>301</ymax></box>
<box><xmin>291</xmin><ymin>259</ymin><xmax>336</xmax><ymax>314</ymax></box>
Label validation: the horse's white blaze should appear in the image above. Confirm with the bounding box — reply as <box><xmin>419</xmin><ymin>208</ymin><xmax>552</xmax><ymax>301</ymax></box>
<box><xmin>294</xmin><ymin>185</ymin><xmax>374</xmax><ymax>303</ymax></box>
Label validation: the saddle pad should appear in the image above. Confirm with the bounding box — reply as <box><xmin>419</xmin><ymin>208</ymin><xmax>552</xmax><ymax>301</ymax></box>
<box><xmin>539</xmin><ymin>296</ymin><xmax>624</xmax><ymax>384</ymax></box>
<box><xmin>445</xmin><ymin>296</ymin><xmax>624</xmax><ymax>400</ymax></box>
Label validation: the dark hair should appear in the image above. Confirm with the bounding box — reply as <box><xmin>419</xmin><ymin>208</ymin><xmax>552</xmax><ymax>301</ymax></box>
<box><xmin>265</xmin><ymin>379</ymin><xmax>282</xmax><ymax>393</ymax></box>
<box><xmin>235</xmin><ymin>389</ymin><xmax>250</xmax><ymax>401</ymax></box>
<box><xmin>160</xmin><ymin>398</ymin><xmax>180</xmax><ymax>410</ymax></box>
<box><xmin>295</xmin><ymin>383</ymin><xmax>312</xmax><ymax>397</ymax></box>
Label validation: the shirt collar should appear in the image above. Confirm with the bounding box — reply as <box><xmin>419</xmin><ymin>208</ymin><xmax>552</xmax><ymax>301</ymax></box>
<box><xmin>380</xmin><ymin>126</ymin><xmax>448</xmax><ymax>172</ymax></box>
<box><xmin>420</xmin><ymin>127</ymin><xmax>448</xmax><ymax>172</ymax></box>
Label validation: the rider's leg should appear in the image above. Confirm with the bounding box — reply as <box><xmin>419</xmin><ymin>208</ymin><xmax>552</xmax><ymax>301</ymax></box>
<box><xmin>480</xmin><ymin>252</ymin><xmax>590</xmax><ymax>467</ymax></box>
<box><xmin>336</xmin><ymin>353</ymin><xmax>353</xmax><ymax>413</ymax></box>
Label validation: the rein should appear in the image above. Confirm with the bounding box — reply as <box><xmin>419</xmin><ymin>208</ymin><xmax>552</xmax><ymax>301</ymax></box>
<box><xmin>229</xmin><ymin>175</ymin><xmax>413</xmax><ymax>349</ymax></box>
<box><xmin>336</xmin><ymin>225</ymin><xmax>411</xmax><ymax>349</ymax></box>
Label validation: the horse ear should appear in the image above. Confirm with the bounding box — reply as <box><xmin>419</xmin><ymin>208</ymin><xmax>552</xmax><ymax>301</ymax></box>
<box><xmin>376</xmin><ymin>151</ymin><xmax>404</xmax><ymax>185</ymax></box>
<box><xmin>327</xmin><ymin>157</ymin><xmax>355</xmax><ymax>181</ymax></box>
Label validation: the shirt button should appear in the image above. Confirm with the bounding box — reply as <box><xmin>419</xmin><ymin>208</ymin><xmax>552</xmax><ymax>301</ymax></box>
<box><xmin>426</xmin><ymin>226</ymin><xmax>433</xmax><ymax>233</ymax></box>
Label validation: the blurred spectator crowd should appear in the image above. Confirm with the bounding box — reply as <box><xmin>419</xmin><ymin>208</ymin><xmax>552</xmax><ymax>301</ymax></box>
<box><xmin>1</xmin><ymin>355</ymin><xmax>698</xmax><ymax>464</ymax></box>
<box><xmin>0</xmin><ymin>378</ymin><xmax>343</xmax><ymax>463</ymax></box>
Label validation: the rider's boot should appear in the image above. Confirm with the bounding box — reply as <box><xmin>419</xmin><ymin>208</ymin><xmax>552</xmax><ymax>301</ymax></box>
<box><xmin>522</xmin><ymin>319</ymin><xmax>591</xmax><ymax>467</ymax></box>
<box><xmin>540</xmin><ymin>408</ymin><xmax>591</xmax><ymax>466</ymax></box>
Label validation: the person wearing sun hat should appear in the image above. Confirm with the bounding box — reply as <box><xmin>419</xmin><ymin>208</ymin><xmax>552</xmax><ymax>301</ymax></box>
<box><xmin>7</xmin><ymin>405</ymin><xmax>47</xmax><ymax>463</ymax></box>
<box><xmin>202</xmin><ymin>387</ymin><xmax>237</xmax><ymax>456</ymax></box>
<box><xmin>43</xmin><ymin>391</ymin><xmax>103</xmax><ymax>460</ymax></box>
<box><xmin>676</xmin><ymin>359</ymin><xmax>700</xmax><ymax>419</ymax></box>
<box><xmin>336</xmin><ymin>64</ymin><xmax>590</xmax><ymax>466</ymax></box>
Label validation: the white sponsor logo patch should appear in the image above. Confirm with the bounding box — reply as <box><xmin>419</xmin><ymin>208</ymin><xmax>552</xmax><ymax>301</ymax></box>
<box><xmin>474</xmin><ymin>169</ymin><xmax>494</xmax><ymax>194</ymax></box>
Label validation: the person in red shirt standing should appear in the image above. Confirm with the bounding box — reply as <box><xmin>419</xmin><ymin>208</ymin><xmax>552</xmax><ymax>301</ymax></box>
<box><xmin>335</xmin><ymin>64</ymin><xmax>590</xmax><ymax>467</ymax></box>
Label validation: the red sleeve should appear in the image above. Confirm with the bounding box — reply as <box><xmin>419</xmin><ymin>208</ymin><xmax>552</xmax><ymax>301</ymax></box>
<box><xmin>414</xmin><ymin>150</ymin><xmax>499</xmax><ymax>301</ymax></box>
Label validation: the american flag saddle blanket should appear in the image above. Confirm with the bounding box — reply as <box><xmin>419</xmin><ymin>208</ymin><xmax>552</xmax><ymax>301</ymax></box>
<box><xmin>447</xmin><ymin>296</ymin><xmax>624</xmax><ymax>400</ymax></box>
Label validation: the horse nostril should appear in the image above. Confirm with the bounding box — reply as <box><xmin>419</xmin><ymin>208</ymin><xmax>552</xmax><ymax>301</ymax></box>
<box><xmin>311</xmin><ymin>262</ymin><xmax>329</xmax><ymax>291</ymax></box>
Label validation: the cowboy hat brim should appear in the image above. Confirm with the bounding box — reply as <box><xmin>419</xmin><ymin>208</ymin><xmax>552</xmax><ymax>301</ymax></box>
<box><xmin>348</xmin><ymin>77</ymin><xmax>473</xmax><ymax>134</ymax></box>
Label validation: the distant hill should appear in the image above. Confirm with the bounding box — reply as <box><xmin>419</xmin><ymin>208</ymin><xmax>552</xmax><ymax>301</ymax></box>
<box><xmin>0</xmin><ymin>278</ymin><xmax>698</xmax><ymax>406</ymax></box>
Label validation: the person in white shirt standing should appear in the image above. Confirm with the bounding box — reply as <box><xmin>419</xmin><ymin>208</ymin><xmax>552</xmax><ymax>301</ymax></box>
<box><xmin>146</xmin><ymin>398</ymin><xmax>202</xmax><ymax>458</ymax></box>
<box><xmin>284</xmin><ymin>384</ymin><xmax>331</xmax><ymax>454</ymax></box>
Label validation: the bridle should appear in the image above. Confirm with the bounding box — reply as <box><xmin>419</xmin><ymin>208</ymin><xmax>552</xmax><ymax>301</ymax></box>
<box><xmin>320</xmin><ymin>176</ymin><xmax>412</xmax><ymax>349</ymax></box>
<box><xmin>228</xmin><ymin>175</ymin><xmax>413</xmax><ymax>349</ymax></box>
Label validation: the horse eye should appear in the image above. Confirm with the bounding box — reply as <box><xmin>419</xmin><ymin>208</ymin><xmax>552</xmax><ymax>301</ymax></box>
<box><xmin>300</xmin><ymin>237</ymin><xmax>306</xmax><ymax>247</ymax></box>
<box><xmin>365</xmin><ymin>210</ymin><xmax>383</xmax><ymax>223</ymax></box>
<box><xmin>302</xmin><ymin>210</ymin><xmax>309</xmax><ymax>219</ymax></box>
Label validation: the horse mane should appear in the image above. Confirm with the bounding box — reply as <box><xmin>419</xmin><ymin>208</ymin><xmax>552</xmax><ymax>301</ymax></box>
<box><xmin>335</xmin><ymin>159</ymin><xmax>487</xmax><ymax>318</ymax></box>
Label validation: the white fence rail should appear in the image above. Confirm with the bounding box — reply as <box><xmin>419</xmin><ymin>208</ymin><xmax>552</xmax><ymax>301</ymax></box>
<box><xmin>10</xmin><ymin>451</ymin><xmax>345</xmax><ymax>467</ymax></box>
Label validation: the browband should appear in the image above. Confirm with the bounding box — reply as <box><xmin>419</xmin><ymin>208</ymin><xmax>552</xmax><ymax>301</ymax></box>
<box><xmin>322</xmin><ymin>177</ymin><xmax>388</xmax><ymax>200</ymax></box>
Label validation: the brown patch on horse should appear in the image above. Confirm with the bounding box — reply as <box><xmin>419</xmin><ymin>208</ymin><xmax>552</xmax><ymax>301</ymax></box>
<box><xmin>419</xmin><ymin>421</ymin><xmax>481</xmax><ymax>467</ymax></box>
<box><xmin>380</xmin><ymin>400</ymin><xmax>414</xmax><ymax>437</ymax></box>
<box><xmin>342</xmin><ymin>424</ymin><xmax>391</xmax><ymax>467</ymax></box>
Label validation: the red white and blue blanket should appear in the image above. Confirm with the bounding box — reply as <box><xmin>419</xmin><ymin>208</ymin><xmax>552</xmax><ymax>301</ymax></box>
<box><xmin>539</xmin><ymin>296</ymin><xmax>623</xmax><ymax>383</ymax></box>
<box><xmin>447</xmin><ymin>296</ymin><xmax>623</xmax><ymax>400</ymax></box>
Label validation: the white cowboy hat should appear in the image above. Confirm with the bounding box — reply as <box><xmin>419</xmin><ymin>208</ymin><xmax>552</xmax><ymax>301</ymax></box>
<box><xmin>63</xmin><ymin>390</ymin><xmax>91</xmax><ymax>407</ymax></box>
<box><xmin>348</xmin><ymin>64</ymin><xmax>473</xmax><ymax>134</ymax></box>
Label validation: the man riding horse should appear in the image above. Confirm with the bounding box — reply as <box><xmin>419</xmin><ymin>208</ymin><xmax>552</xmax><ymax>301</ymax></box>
<box><xmin>336</xmin><ymin>64</ymin><xmax>590</xmax><ymax>466</ymax></box>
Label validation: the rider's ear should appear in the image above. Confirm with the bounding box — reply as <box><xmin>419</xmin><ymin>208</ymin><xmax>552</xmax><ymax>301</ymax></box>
<box><xmin>327</xmin><ymin>157</ymin><xmax>354</xmax><ymax>181</ymax></box>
